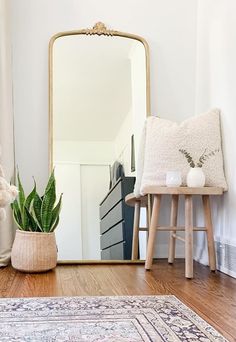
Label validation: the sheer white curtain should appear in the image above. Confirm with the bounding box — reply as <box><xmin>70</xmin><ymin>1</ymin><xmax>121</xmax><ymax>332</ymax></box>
<box><xmin>0</xmin><ymin>0</ymin><xmax>15</xmax><ymax>267</ymax></box>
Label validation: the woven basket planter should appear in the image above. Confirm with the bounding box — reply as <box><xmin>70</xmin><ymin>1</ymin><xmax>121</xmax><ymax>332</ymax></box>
<box><xmin>11</xmin><ymin>230</ymin><xmax>57</xmax><ymax>273</ymax></box>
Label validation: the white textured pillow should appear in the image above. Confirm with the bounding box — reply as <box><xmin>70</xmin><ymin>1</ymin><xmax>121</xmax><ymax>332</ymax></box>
<box><xmin>139</xmin><ymin>109</ymin><xmax>227</xmax><ymax>195</ymax></box>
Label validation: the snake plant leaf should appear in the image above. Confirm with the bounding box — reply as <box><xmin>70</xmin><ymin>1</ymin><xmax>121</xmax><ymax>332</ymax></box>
<box><xmin>17</xmin><ymin>172</ymin><xmax>25</xmax><ymax>214</ymax></box>
<box><xmin>41</xmin><ymin>178</ymin><xmax>56</xmax><ymax>232</ymax></box>
<box><xmin>11</xmin><ymin>198</ymin><xmax>30</xmax><ymax>231</ymax></box>
<box><xmin>45</xmin><ymin>169</ymin><xmax>55</xmax><ymax>194</ymax></box>
<box><xmin>12</xmin><ymin>210</ymin><xmax>23</xmax><ymax>230</ymax></box>
<box><xmin>31</xmin><ymin>207</ymin><xmax>43</xmax><ymax>232</ymax></box>
<box><xmin>20</xmin><ymin>182</ymin><xmax>37</xmax><ymax>230</ymax></box>
<box><xmin>11</xmin><ymin>200</ymin><xmax>22</xmax><ymax>227</ymax></box>
<box><xmin>33</xmin><ymin>192</ymin><xmax>43</xmax><ymax>227</ymax></box>
<box><xmin>21</xmin><ymin>208</ymin><xmax>30</xmax><ymax>230</ymax></box>
<box><xmin>16</xmin><ymin>172</ymin><xmax>30</xmax><ymax>229</ymax></box>
<box><xmin>24</xmin><ymin>206</ymin><xmax>38</xmax><ymax>232</ymax></box>
<box><xmin>50</xmin><ymin>216</ymin><xmax>59</xmax><ymax>232</ymax></box>
<box><xmin>24</xmin><ymin>181</ymin><xmax>36</xmax><ymax>210</ymax></box>
<box><xmin>11</xmin><ymin>169</ymin><xmax>62</xmax><ymax>233</ymax></box>
<box><xmin>50</xmin><ymin>194</ymin><xmax>62</xmax><ymax>232</ymax></box>
<box><xmin>11</xmin><ymin>200</ymin><xmax>23</xmax><ymax>229</ymax></box>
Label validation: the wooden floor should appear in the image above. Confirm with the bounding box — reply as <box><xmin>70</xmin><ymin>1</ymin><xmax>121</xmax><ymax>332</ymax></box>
<box><xmin>0</xmin><ymin>260</ymin><xmax>236</xmax><ymax>341</ymax></box>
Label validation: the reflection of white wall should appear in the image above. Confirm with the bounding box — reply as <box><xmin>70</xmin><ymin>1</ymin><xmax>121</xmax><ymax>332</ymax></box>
<box><xmin>54</xmin><ymin>140</ymin><xmax>114</xmax><ymax>165</ymax></box>
<box><xmin>114</xmin><ymin>109</ymin><xmax>133</xmax><ymax>176</ymax></box>
<box><xmin>55</xmin><ymin>163</ymin><xmax>82</xmax><ymax>260</ymax></box>
<box><xmin>55</xmin><ymin>162</ymin><xmax>110</xmax><ymax>260</ymax></box>
<box><xmin>130</xmin><ymin>42</ymin><xmax>147</xmax><ymax>167</ymax></box>
<box><xmin>80</xmin><ymin>165</ymin><xmax>110</xmax><ymax>260</ymax></box>
<box><xmin>53</xmin><ymin>36</ymin><xmax>133</xmax><ymax>142</ymax></box>
<box><xmin>113</xmin><ymin>40</ymin><xmax>148</xmax><ymax>178</ymax></box>
<box><xmin>114</xmin><ymin>42</ymin><xmax>148</xmax><ymax>178</ymax></box>
<box><xmin>55</xmin><ymin>140</ymin><xmax>111</xmax><ymax>260</ymax></box>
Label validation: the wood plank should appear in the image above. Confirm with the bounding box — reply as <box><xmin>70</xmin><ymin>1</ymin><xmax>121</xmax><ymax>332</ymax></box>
<box><xmin>147</xmin><ymin>194</ymin><xmax>152</xmax><ymax>228</ymax></box>
<box><xmin>185</xmin><ymin>195</ymin><xmax>194</xmax><ymax>278</ymax></box>
<box><xmin>125</xmin><ymin>193</ymin><xmax>148</xmax><ymax>207</ymax></box>
<box><xmin>141</xmin><ymin>186</ymin><xmax>224</xmax><ymax>195</ymax></box>
<box><xmin>140</xmin><ymin>227</ymin><xmax>206</xmax><ymax>231</ymax></box>
<box><xmin>202</xmin><ymin>195</ymin><xmax>217</xmax><ymax>271</ymax></box>
<box><xmin>168</xmin><ymin>195</ymin><xmax>179</xmax><ymax>263</ymax></box>
<box><xmin>145</xmin><ymin>195</ymin><xmax>161</xmax><ymax>270</ymax></box>
<box><xmin>172</xmin><ymin>233</ymin><xmax>185</xmax><ymax>242</ymax></box>
<box><xmin>131</xmin><ymin>201</ymin><xmax>141</xmax><ymax>260</ymax></box>
<box><xmin>0</xmin><ymin>261</ymin><xmax>235</xmax><ymax>341</ymax></box>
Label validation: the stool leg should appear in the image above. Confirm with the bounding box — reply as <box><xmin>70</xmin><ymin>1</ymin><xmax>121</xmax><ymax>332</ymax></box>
<box><xmin>132</xmin><ymin>201</ymin><xmax>141</xmax><ymax>260</ymax></box>
<box><xmin>202</xmin><ymin>195</ymin><xmax>216</xmax><ymax>271</ymax></box>
<box><xmin>145</xmin><ymin>204</ymin><xmax>149</xmax><ymax>246</ymax></box>
<box><xmin>147</xmin><ymin>194</ymin><xmax>153</xmax><ymax>228</ymax></box>
<box><xmin>185</xmin><ymin>195</ymin><xmax>193</xmax><ymax>279</ymax></box>
<box><xmin>168</xmin><ymin>195</ymin><xmax>179</xmax><ymax>264</ymax></box>
<box><xmin>146</xmin><ymin>195</ymin><xmax>152</xmax><ymax>245</ymax></box>
<box><xmin>145</xmin><ymin>194</ymin><xmax>161</xmax><ymax>270</ymax></box>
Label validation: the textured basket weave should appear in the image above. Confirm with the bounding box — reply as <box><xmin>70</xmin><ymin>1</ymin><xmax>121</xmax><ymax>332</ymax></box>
<box><xmin>11</xmin><ymin>230</ymin><xmax>57</xmax><ymax>272</ymax></box>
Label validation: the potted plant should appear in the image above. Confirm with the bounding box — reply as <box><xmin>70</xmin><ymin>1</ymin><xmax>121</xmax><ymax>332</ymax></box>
<box><xmin>11</xmin><ymin>170</ymin><xmax>62</xmax><ymax>272</ymax></box>
<box><xmin>179</xmin><ymin>148</ymin><xmax>220</xmax><ymax>187</ymax></box>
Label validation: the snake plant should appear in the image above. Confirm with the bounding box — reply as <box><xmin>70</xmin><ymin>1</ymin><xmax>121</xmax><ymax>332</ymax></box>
<box><xmin>11</xmin><ymin>170</ymin><xmax>62</xmax><ymax>233</ymax></box>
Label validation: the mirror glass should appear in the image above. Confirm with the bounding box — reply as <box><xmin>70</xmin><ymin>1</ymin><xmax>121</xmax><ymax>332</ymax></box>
<box><xmin>51</xmin><ymin>27</ymin><xmax>149</xmax><ymax>261</ymax></box>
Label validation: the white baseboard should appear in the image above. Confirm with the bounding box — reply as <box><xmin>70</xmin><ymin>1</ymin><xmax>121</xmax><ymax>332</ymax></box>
<box><xmin>194</xmin><ymin>243</ymin><xmax>236</xmax><ymax>279</ymax></box>
<box><xmin>141</xmin><ymin>240</ymin><xmax>236</xmax><ymax>279</ymax></box>
<box><xmin>217</xmin><ymin>265</ymin><xmax>236</xmax><ymax>278</ymax></box>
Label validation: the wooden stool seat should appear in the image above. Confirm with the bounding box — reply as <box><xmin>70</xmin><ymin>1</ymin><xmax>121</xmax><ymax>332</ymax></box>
<box><xmin>125</xmin><ymin>193</ymin><xmax>149</xmax><ymax>207</ymax></box>
<box><xmin>144</xmin><ymin>186</ymin><xmax>224</xmax><ymax>278</ymax></box>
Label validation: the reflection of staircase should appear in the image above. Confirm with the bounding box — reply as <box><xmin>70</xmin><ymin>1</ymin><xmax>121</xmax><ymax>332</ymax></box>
<box><xmin>99</xmin><ymin>177</ymin><xmax>135</xmax><ymax>260</ymax></box>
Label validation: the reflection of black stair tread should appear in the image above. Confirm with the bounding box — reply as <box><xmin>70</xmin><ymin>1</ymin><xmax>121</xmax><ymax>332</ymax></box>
<box><xmin>99</xmin><ymin>177</ymin><xmax>135</xmax><ymax>260</ymax></box>
<box><xmin>99</xmin><ymin>177</ymin><xmax>135</xmax><ymax>219</ymax></box>
<box><xmin>101</xmin><ymin>241</ymin><xmax>126</xmax><ymax>260</ymax></box>
<box><xmin>101</xmin><ymin>221</ymin><xmax>124</xmax><ymax>250</ymax></box>
<box><xmin>100</xmin><ymin>201</ymin><xmax>123</xmax><ymax>234</ymax></box>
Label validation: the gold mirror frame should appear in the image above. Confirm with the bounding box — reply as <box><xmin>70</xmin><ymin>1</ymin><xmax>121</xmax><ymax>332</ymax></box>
<box><xmin>48</xmin><ymin>22</ymin><xmax>151</xmax><ymax>264</ymax></box>
<box><xmin>49</xmin><ymin>22</ymin><xmax>151</xmax><ymax>169</ymax></box>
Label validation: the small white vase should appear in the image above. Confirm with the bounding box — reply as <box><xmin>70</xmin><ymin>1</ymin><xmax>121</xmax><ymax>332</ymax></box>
<box><xmin>186</xmin><ymin>167</ymin><xmax>205</xmax><ymax>187</ymax></box>
<box><xmin>166</xmin><ymin>171</ymin><xmax>182</xmax><ymax>187</ymax></box>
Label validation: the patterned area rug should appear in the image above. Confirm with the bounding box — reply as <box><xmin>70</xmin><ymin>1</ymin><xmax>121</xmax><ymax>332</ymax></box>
<box><xmin>0</xmin><ymin>295</ymin><xmax>227</xmax><ymax>341</ymax></box>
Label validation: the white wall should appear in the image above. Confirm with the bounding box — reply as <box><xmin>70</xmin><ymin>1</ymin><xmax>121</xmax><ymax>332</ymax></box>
<box><xmin>10</xmin><ymin>0</ymin><xmax>198</xmax><ymax>194</ymax></box>
<box><xmin>0</xmin><ymin>0</ymin><xmax>15</xmax><ymax>266</ymax></box>
<box><xmin>9</xmin><ymin>0</ymin><xmax>236</xmax><ymax>270</ymax></box>
<box><xmin>194</xmin><ymin>0</ymin><xmax>236</xmax><ymax>276</ymax></box>
<box><xmin>10</xmin><ymin>0</ymin><xmax>198</xmax><ymax>259</ymax></box>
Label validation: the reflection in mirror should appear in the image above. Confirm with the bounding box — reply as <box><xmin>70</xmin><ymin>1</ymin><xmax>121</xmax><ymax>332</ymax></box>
<box><xmin>50</xmin><ymin>25</ymin><xmax>149</xmax><ymax>261</ymax></box>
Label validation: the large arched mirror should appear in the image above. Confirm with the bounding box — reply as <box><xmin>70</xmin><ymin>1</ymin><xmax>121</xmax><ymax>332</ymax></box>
<box><xmin>49</xmin><ymin>23</ymin><xmax>150</xmax><ymax>263</ymax></box>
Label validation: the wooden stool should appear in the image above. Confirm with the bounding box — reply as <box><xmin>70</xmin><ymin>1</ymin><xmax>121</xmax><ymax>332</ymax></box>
<box><xmin>125</xmin><ymin>193</ymin><xmax>151</xmax><ymax>260</ymax></box>
<box><xmin>144</xmin><ymin>187</ymin><xmax>223</xmax><ymax>278</ymax></box>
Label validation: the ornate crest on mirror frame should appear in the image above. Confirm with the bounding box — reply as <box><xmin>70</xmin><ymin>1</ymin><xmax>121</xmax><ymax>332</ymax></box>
<box><xmin>80</xmin><ymin>22</ymin><xmax>116</xmax><ymax>36</ymax></box>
